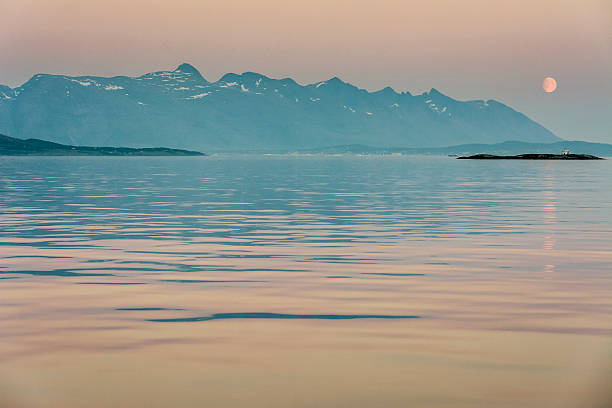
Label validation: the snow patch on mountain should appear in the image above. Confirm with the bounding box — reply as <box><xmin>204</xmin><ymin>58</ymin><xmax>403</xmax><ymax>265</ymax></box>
<box><xmin>189</xmin><ymin>93</ymin><xmax>210</xmax><ymax>99</ymax></box>
<box><xmin>66</xmin><ymin>78</ymin><xmax>92</xmax><ymax>86</ymax></box>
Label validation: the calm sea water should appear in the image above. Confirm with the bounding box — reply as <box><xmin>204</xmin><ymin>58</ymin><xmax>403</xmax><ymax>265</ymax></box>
<box><xmin>1</xmin><ymin>155</ymin><xmax>611</xmax><ymax>408</ymax></box>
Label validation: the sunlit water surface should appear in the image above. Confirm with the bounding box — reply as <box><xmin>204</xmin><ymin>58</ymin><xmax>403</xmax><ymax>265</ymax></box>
<box><xmin>1</xmin><ymin>156</ymin><xmax>611</xmax><ymax>408</ymax></box>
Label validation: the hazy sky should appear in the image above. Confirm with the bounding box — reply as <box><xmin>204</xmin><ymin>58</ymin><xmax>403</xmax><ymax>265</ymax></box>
<box><xmin>1</xmin><ymin>0</ymin><xmax>611</xmax><ymax>142</ymax></box>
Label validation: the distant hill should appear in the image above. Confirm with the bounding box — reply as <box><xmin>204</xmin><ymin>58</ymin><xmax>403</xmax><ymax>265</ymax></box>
<box><xmin>0</xmin><ymin>134</ymin><xmax>204</xmax><ymax>156</ymax></box>
<box><xmin>298</xmin><ymin>140</ymin><xmax>612</xmax><ymax>156</ymax></box>
<box><xmin>0</xmin><ymin>63</ymin><xmax>560</xmax><ymax>151</ymax></box>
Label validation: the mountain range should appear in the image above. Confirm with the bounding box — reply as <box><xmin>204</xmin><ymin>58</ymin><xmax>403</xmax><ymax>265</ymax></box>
<box><xmin>0</xmin><ymin>63</ymin><xmax>561</xmax><ymax>151</ymax></box>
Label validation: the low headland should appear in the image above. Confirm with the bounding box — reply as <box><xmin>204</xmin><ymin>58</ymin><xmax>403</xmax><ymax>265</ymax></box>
<box><xmin>293</xmin><ymin>140</ymin><xmax>612</xmax><ymax>157</ymax></box>
<box><xmin>0</xmin><ymin>134</ymin><xmax>205</xmax><ymax>156</ymax></box>
<box><xmin>457</xmin><ymin>153</ymin><xmax>603</xmax><ymax>160</ymax></box>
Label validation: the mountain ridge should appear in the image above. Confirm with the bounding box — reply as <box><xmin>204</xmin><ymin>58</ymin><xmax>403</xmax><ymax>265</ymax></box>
<box><xmin>0</xmin><ymin>63</ymin><xmax>561</xmax><ymax>151</ymax></box>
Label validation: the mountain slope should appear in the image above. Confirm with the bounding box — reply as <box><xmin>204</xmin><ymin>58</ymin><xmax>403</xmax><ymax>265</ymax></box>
<box><xmin>0</xmin><ymin>63</ymin><xmax>560</xmax><ymax>151</ymax></box>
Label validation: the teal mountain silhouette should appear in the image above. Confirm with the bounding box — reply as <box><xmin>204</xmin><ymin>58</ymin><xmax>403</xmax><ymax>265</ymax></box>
<box><xmin>0</xmin><ymin>63</ymin><xmax>560</xmax><ymax>151</ymax></box>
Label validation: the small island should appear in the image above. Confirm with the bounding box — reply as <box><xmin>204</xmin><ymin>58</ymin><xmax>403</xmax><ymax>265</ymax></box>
<box><xmin>458</xmin><ymin>153</ymin><xmax>603</xmax><ymax>160</ymax></box>
<box><xmin>0</xmin><ymin>134</ymin><xmax>205</xmax><ymax>156</ymax></box>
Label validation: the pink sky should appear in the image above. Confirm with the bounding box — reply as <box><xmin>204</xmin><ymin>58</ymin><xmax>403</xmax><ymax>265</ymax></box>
<box><xmin>1</xmin><ymin>0</ymin><xmax>611</xmax><ymax>141</ymax></box>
